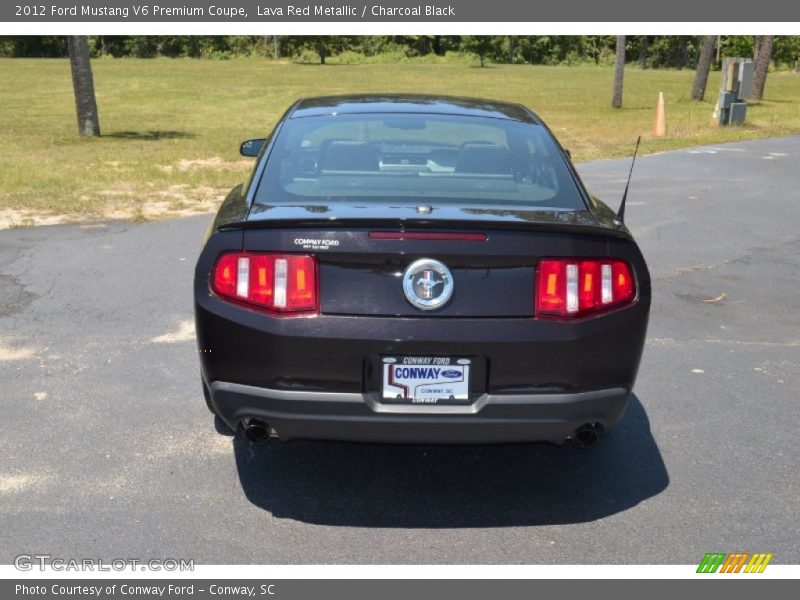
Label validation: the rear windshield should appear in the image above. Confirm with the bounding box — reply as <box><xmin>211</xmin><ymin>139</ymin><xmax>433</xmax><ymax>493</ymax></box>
<box><xmin>253</xmin><ymin>113</ymin><xmax>585</xmax><ymax>210</ymax></box>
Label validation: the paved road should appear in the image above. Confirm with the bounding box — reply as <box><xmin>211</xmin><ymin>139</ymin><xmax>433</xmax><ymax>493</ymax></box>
<box><xmin>2</xmin><ymin>137</ymin><xmax>799</xmax><ymax>564</ymax></box>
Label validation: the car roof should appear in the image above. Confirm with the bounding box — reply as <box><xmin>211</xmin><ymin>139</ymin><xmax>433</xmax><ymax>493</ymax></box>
<box><xmin>289</xmin><ymin>94</ymin><xmax>540</xmax><ymax>124</ymax></box>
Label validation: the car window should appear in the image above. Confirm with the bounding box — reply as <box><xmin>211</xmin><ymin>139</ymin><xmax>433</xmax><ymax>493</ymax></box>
<box><xmin>254</xmin><ymin>113</ymin><xmax>584</xmax><ymax>210</ymax></box>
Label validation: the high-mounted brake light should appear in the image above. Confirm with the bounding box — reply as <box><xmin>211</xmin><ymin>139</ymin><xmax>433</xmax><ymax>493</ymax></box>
<box><xmin>369</xmin><ymin>231</ymin><xmax>487</xmax><ymax>241</ymax></box>
<box><xmin>535</xmin><ymin>259</ymin><xmax>635</xmax><ymax>318</ymax></box>
<box><xmin>212</xmin><ymin>252</ymin><xmax>318</xmax><ymax>316</ymax></box>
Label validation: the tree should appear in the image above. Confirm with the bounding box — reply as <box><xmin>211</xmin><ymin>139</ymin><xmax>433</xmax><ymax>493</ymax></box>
<box><xmin>753</xmin><ymin>36</ymin><xmax>762</xmax><ymax>61</ymax></box>
<box><xmin>67</xmin><ymin>36</ymin><xmax>100</xmax><ymax>137</ymax></box>
<box><xmin>637</xmin><ymin>36</ymin><xmax>649</xmax><ymax>69</ymax></box>
<box><xmin>751</xmin><ymin>35</ymin><xmax>774</xmax><ymax>100</ymax></box>
<box><xmin>507</xmin><ymin>35</ymin><xmax>516</xmax><ymax>63</ymax></box>
<box><xmin>462</xmin><ymin>36</ymin><xmax>493</xmax><ymax>67</ymax></box>
<box><xmin>692</xmin><ymin>36</ymin><xmax>717</xmax><ymax>101</ymax></box>
<box><xmin>313</xmin><ymin>36</ymin><xmax>327</xmax><ymax>64</ymax></box>
<box><xmin>612</xmin><ymin>36</ymin><xmax>625</xmax><ymax>109</ymax></box>
<box><xmin>676</xmin><ymin>37</ymin><xmax>690</xmax><ymax>69</ymax></box>
<box><xmin>772</xmin><ymin>35</ymin><xmax>800</xmax><ymax>69</ymax></box>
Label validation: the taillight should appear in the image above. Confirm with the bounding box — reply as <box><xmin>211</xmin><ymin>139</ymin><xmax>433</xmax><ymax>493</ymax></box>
<box><xmin>535</xmin><ymin>259</ymin><xmax>635</xmax><ymax>318</ymax></box>
<box><xmin>212</xmin><ymin>252</ymin><xmax>318</xmax><ymax>316</ymax></box>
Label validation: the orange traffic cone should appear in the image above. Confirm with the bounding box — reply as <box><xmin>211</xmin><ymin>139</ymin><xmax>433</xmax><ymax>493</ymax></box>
<box><xmin>654</xmin><ymin>92</ymin><xmax>666</xmax><ymax>137</ymax></box>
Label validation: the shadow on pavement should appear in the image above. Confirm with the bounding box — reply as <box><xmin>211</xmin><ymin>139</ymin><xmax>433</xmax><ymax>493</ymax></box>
<box><xmin>232</xmin><ymin>394</ymin><xmax>668</xmax><ymax>527</ymax></box>
<box><xmin>104</xmin><ymin>130</ymin><xmax>194</xmax><ymax>141</ymax></box>
<box><xmin>214</xmin><ymin>415</ymin><xmax>236</xmax><ymax>435</ymax></box>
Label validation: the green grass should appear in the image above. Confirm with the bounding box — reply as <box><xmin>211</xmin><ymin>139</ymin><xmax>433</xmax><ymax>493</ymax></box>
<box><xmin>1</xmin><ymin>58</ymin><xmax>799</xmax><ymax>219</ymax></box>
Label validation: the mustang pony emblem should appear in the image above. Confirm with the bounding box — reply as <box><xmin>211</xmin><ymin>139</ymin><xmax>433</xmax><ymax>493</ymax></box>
<box><xmin>403</xmin><ymin>259</ymin><xmax>454</xmax><ymax>310</ymax></box>
<box><xmin>416</xmin><ymin>270</ymin><xmax>444</xmax><ymax>299</ymax></box>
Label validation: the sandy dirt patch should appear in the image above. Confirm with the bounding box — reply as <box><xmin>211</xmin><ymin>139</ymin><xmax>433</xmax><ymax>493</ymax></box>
<box><xmin>0</xmin><ymin>473</ymin><xmax>50</xmax><ymax>494</ymax></box>
<box><xmin>0</xmin><ymin>342</ymin><xmax>36</xmax><ymax>361</ymax></box>
<box><xmin>152</xmin><ymin>319</ymin><xmax>196</xmax><ymax>343</ymax></box>
<box><xmin>0</xmin><ymin>209</ymin><xmax>73</xmax><ymax>230</ymax></box>
<box><xmin>158</xmin><ymin>156</ymin><xmax>253</xmax><ymax>173</ymax></box>
<box><xmin>0</xmin><ymin>185</ymin><xmax>226</xmax><ymax>231</ymax></box>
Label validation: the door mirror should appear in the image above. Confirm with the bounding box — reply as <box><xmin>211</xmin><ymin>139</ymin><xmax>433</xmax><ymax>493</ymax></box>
<box><xmin>240</xmin><ymin>138</ymin><xmax>266</xmax><ymax>157</ymax></box>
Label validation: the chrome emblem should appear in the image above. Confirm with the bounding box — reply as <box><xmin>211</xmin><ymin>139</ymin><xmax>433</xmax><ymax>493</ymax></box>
<box><xmin>402</xmin><ymin>258</ymin><xmax>454</xmax><ymax>311</ymax></box>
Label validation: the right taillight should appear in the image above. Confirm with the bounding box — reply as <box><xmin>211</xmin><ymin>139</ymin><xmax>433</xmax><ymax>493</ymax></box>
<box><xmin>535</xmin><ymin>258</ymin><xmax>635</xmax><ymax>319</ymax></box>
<box><xmin>211</xmin><ymin>252</ymin><xmax>318</xmax><ymax>316</ymax></box>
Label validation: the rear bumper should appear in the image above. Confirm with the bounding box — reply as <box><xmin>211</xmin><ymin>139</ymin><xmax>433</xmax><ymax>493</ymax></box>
<box><xmin>208</xmin><ymin>381</ymin><xmax>630</xmax><ymax>444</ymax></box>
<box><xmin>196</xmin><ymin>282</ymin><xmax>649</xmax><ymax>398</ymax></box>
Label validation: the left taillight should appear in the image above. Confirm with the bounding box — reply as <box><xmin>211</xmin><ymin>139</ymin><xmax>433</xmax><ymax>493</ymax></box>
<box><xmin>211</xmin><ymin>252</ymin><xmax>318</xmax><ymax>316</ymax></box>
<box><xmin>535</xmin><ymin>258</ymin><xmax>636</xmax><ymax>319</ymax></box>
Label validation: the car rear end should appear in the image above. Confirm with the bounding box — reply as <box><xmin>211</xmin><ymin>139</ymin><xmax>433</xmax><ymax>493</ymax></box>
<box><xmin>194</xmin><ymin>96</ymin><xmax>651</xmax><ymax>445</ymax></box>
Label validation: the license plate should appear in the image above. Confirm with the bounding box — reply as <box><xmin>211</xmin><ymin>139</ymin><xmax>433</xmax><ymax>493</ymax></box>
<box><xmin>381</xmin><ymin>356</ymin><xmax>470</xmax><ymax>404</ymax></box>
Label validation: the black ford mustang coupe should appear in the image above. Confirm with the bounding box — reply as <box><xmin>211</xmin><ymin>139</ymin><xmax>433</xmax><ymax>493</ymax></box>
<box><xmin>194</xmin><ymin>94</ymin><xmax>650</xmax><ymax>447</ymax></box>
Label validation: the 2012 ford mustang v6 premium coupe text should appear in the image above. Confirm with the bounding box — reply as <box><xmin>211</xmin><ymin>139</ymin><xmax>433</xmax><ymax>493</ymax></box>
<box><xmin>194</xmin><ymin>94</ymin><xmax>650</xmax><ymax>447</ymax></box>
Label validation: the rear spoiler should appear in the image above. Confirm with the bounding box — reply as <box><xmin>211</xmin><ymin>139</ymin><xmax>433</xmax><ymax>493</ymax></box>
<box><xmin>218</xmin><ymin>216</ymin><xmax>634</xmax><ymax>241</ymax></box>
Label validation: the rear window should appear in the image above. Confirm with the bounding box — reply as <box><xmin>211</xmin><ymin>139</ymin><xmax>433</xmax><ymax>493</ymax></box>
<box><xmin>253</xmin><ymin>113</ymin><xmax>585</xmax><ymax>210</ymax></box>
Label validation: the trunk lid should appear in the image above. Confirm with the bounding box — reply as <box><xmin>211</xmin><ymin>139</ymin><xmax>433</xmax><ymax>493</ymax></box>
<box><xmin>241</xmin><ymin>204</ymin><xmax>636</xmax><ymax>318</ymax></box>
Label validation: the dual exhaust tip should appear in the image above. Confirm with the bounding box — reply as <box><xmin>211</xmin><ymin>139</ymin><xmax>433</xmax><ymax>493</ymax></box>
<box><xmin>243</xmin><ymin>419</ymin><xmax>274</xmax><ymax>444</ymax></box>
<box><xmin>571</xmin><ymin>422</ymin><xmax>603</xmax><ymax>448</ymax></box>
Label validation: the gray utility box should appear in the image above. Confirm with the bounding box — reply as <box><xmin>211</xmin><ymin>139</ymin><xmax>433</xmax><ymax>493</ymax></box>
<box><xmin>715</xmin><ymin>58</ymin><xmax>755</xmax><ymax>125</ymax></box>
<box><xmin>729</xmin><ymin>103</ymin><xmax>748</xmax><ymax>125</ymax></box>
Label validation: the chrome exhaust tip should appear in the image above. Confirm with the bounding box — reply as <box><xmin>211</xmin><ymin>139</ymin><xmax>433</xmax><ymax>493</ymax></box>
<box><xmin>243</xmin><ymin>419</ymin><xmax>271</xmax><ymax>444</ymax></box>
<box><xmin>571</xmin><ymin>423</ymin><xmax>602</xmax><ymax>448</ymax></box>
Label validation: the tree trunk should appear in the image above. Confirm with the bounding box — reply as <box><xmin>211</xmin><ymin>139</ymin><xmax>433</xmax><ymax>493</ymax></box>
<box><xmin>676</xmin><ymin>38</ymin><xmax>689</xmax><ymax>69</ymax></box>
<box><xmin>753</xmin><ymin>36</ymin><xmax>762</xmax><ymax>61</ymax></box>
<box><xmin>418</xmin><ymin>37</ymin><xmax>428</xmax><ymax>55</ymax></box>
<box><xmin>692</xmin><ymin>36</ymin><xmax>717</xmax><ymax>101</ymax></box>
<box><xmin>751</xmin><ymin>35</ymin><xmax>774</xmax><ymax>100</ymax></box>
<box><xmin>67</xmin><ymin>36</ymin><xmax>100</xmax><ymax>137</ymax></box>
<box><xmin>637</xmin><ymin>36</ymin><xmax>648</xmax><ymax>69</ymax></box>
<box><xmin>317</xmin><ymin>39</ymin><xmax>326</xmax><ymax>64</ymax></box>
<box><xmin>612</xmin><ymin>36</ymin><xmax>625</xmax><ymax>109</ymax></box>
<box><xmin>273</xmin><ymin>35</ymin><xmax>280</xmax><ymax>60</ymax></box>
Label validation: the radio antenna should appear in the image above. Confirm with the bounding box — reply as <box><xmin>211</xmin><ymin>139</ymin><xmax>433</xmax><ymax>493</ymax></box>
<box><xmin>615</xmin><ymin>136</ymin><xmax>641</xmax><ymax>226</ymax></box>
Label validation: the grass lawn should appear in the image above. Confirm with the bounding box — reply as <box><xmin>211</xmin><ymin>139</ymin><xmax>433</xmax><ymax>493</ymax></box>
<box><xmin>1</xmin><ymin>58</ymin><xmax>799</xmax><ymax>225</ymax></box>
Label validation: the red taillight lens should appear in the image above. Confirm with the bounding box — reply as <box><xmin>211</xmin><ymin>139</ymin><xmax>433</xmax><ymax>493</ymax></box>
<box><xmin>612</xmin><ymin>260</ymin><xmax>634</xmax><ymax>303</ymax></box>
<box><xmin>535</xmin><ymin>259</ymin><xmax>635</xmax><ymax>318</ymax></box>
<box><xmin>211</xmin><ymin>253</ymin><xmax>318</xmax><ymax>316</ymax></box>
<box><xmin>212</xmin><ymin>253</ymin><xmax>239</xmax><ymax>299</ymax></box>
<box><xmin>536</xmin><ymin>260</ymin><xmax>568</xmax><ymax>315</ymax></box>
<box><xmin>284</xmin><ymin>255</ymin><xmax>317</xmax><ymax>311</ymax></box>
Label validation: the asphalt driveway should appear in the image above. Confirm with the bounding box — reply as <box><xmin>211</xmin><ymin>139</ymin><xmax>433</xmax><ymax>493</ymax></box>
<box><xmin>1</xmin><ymin>137</ymin><xmax>798</xmax><ymax>563</ymax></box>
